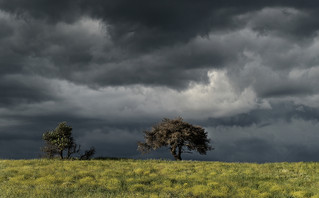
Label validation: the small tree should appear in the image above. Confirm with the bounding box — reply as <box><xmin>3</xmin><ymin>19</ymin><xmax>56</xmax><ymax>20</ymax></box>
<box><xmin>138</xmin><ymin>117</ymin><xmax>212</xmax><ymax>160</ymax></box>
<box><xmin>80</xmin><ymin>147</ymin><xmax>96</xmax><ymax>160</ymax></box>
<box><xmin>42</xmin><ymin>122</ymin><xmax>80</xmax><ymax>159</ymax></box>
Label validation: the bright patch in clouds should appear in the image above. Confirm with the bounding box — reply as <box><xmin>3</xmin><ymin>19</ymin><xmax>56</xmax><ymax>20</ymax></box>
<box><xmin>20</xmin><ymin>70</ymin><xmax>270</xmax><ymax>121</ymax></box>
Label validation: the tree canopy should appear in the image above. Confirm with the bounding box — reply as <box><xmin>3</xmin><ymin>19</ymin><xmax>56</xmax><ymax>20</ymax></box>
<box><xmin>138</xmin><ymin>117</ymin><xmax>212</xmax><ymax>160</ymax></box>
<box><xmin>42</xmin><ymin>122</ymin><xmax>80</xmax><ymax>159</ymax></box>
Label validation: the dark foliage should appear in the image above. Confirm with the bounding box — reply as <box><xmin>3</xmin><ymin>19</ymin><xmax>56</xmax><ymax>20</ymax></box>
<box><xmin>80</xmin><ymin>147</ymin><xmax>96</xmax><ymax>160</ymax></box>
<box><xmin>42</xmin><ymin>122</ymin><xmax>81</xmax><ymax>159</ymax></box>
<box><xmin>138</xmin><ymin>117</ymin><xmax>213</xmax><ymax>160</ymax></box>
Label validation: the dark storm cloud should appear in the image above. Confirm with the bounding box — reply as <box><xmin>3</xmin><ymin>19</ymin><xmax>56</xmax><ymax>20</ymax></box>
<box><xmin>205</xmin><ymin>102</ymin><xmax>319</xmax><ymax>127</ymax></box>
<box><xmin>1</xmin><ymin>0</ymin><xmax>319</xmax><ymax>89</ymax></box>
<box><xmin>0</xmin><ymin>0</ymin><xmax>82</xmax><ymax>23</ymax></box>
<box><xmin>1</xmin><ymin>0</ymin><xmax>319</xmax><ymax>162</ymax></box>
<box><xmin>236</xmin><ymin>7</ymin><xmax>319</xmax><ymax>39</ymax></box>
<box><xmin>211</xmin><ymin>137</ymin><xmax>319</xmax><ymax>162</ymax></box>
<box><xmin>206</xmin><ymin>118</ymin><xmax>319</xmax><ymax>162</ymax></box>
<box><xmin>0</xmin><ymin>75</ymin><xmax>57</xmax><ymax>107</ymax></box>
<box><xmin>1</xmin><ymin>0</ymin><xmax>319</xmax><ymax>51</ymax></box>
<box><xmin>1</xmin><ymin>0</ymin><xmax>241</xmax><ymax>49</ymax></box>
<box><xmin>0</xmin><ymin>8</ymin><xmax>227</xmax><ymax>89</ymax></box>
<box><xmin>0</xmin><ymin>111</ymin><xmax>153</xmax><ymax>159</ymax></box>
<box><xmin>259</xmin><ymin>83</ymin><xmax>313</xmax><ymax>98</ymax></box>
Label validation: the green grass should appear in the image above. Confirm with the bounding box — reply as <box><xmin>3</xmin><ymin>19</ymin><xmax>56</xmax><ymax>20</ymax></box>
<box><xmin>1</xmin><ymin>159</ymin><xmax>319</xmax><ymax>197</ymax></box>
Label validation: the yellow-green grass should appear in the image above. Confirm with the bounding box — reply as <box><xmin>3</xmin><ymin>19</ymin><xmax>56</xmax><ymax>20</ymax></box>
<box><xmin>1</xmin><ymin>159</ymin><xmax>319</xmax><ymax>198</ymax></box>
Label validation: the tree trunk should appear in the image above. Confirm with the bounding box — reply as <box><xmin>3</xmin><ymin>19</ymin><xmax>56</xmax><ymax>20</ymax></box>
<box><xmin>170</xmin><ymin>147</ymin><xmax>178</xmax><ymax>160</ymax></box>
<box><xmin>59</xmin><ymin>150</ymin><xmax>63</xmax><ymax>159</ymax></box>
<box><xmin>177</xmin><ymin>146</ymin><xmax>182</xmax><ymax>160</ymax></box>
<box><xmin>170</xmin><ymin>146</ymin><xmax>182</xmax><ymax>161</ymax></box>
<box><xmin>67</xmin><ymin>147</ymin><xmax>72</xmax><ymax>159</ymax></box>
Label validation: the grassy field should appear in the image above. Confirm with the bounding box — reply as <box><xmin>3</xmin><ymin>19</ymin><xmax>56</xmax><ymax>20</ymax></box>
<box><xmin>0</xmin><ymin>159</ymin><xmax>319</xmax><ymax>197</ymax></box>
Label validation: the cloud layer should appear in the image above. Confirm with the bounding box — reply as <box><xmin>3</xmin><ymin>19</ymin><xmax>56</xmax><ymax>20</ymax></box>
<box><xmin>1</xmin><ymin>1</ymin><xmax>319</xmax><ymax>162</ymax></box>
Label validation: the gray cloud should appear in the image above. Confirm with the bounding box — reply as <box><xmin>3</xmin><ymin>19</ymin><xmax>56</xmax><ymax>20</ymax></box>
<box><xmin>1</xmin><ymin>2</ymin><xmax>319</xmax><ymax>90</ymax></box>
<box><xmin>204</xmin><ymin>102</ymin><xmax>319</xmax><ymax>127</ymax></box>
<box><xmin>236</xmin><ymin>7</ymin><xmax>319</xmax><ymax>39</ymax></box>
<box><xmin>1</xmin><ymin>1</ymin><xmax>319</xmax><ymax>162</ymax></box>
<box><xmin>206</xmin><ymin>118</ymin><xmax>319</xmax><ymax>162</ymax></box>
<box><xmin>0</xmin><ymin>75</ymin><xmax>58</xmax><ymax>107</ymax></box>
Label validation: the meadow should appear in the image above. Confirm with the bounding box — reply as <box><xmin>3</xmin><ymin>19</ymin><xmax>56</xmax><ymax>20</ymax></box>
<box><xmin>0</xmin><ymin>159</ymin><xmax>319</xmax><ymax>198</ymax></box>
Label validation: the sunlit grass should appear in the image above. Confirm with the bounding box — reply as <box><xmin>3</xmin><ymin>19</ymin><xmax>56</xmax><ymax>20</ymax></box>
<box><xmin>0</xmin><ymin>159</ymin><xmax>319</xmax><ymax>197</ymax></box>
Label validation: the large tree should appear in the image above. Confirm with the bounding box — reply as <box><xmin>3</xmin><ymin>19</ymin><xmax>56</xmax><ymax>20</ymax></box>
<box><xmin>138</xmin><ymin>117</ymin><xmax>212</xmax><ymax>160</ymax></box>
<box><xmin>42</xmin><ymin>122</ymin><xmax>80</xmax><ymax>159</ymax></box>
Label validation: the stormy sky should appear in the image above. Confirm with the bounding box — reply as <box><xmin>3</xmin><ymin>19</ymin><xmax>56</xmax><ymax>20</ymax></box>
<box><xmin>1</xmin><ymin>0</ymin><xmax>319</xmax><ymax>162</ymax></box>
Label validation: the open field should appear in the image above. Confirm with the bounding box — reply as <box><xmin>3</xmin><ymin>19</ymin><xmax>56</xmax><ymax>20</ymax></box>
<box><xmin>0</xmin><ymin>159</ymin><xmax>319</xmax><ymax>197</ymax></box>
